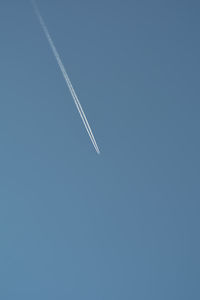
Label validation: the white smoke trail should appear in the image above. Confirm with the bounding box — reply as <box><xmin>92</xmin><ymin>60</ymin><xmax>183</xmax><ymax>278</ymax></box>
<box><xmin>31</xmin><ymin>0</ymin><xmax>100</xmax><ymax>154</ymax></box>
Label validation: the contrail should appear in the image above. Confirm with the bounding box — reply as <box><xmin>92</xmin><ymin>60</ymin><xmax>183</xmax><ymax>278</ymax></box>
<box><xmin>31</xmin><ymin>0</ymin><xmax>100</xmax><ymax>154</ymax></box>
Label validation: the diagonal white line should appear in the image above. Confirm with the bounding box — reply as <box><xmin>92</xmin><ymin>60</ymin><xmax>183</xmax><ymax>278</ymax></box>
<box><xmin>31</xmin><ymin>0</ymin><xmax>100</xmax><ymax>154</ymax></box>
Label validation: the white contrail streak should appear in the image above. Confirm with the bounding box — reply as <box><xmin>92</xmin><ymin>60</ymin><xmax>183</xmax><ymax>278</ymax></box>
<box><xmin>31</xmin><ymin>0</ymin><xmax>100</xmax><ymax>154</ymax></box>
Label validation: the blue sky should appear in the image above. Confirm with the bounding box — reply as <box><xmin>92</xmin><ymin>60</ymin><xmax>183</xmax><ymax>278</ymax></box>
<box><xmin>0</xmin><ymin>0</ymin><xmax>200</xmax><ymax>299</ymax></box>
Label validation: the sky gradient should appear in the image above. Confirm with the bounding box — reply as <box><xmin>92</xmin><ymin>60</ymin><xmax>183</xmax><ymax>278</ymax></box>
<box><xmin>0</xmin><ymin>0</ymin><xmax>200</xmax><ymax>299</ymax></box>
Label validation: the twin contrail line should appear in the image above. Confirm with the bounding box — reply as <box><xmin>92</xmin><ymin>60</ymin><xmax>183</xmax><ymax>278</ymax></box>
<box><xmin>31</xmin><ymin>0</ymin><xmax>100</xmax><ymax>154</ymax></box>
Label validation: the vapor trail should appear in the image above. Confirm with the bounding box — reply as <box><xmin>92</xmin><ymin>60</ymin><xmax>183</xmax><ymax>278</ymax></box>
<box><xmin>31</xmin><ymin>0</ymin><xmax>100</xmax><ymax>154</ymax></box>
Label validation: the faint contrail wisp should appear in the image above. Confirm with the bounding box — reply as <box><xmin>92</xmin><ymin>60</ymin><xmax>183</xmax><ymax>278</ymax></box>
<box><xmin>31</xmin><ymin>0</ymin><xmax>100</xmax><ymax>154</ymax></box>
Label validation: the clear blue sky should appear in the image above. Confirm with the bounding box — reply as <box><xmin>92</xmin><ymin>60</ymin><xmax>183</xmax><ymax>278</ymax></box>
<box><xmin>0</xmin><ymin>0</ymin><xmax>199</xmax><ymax>299</ymax></box>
